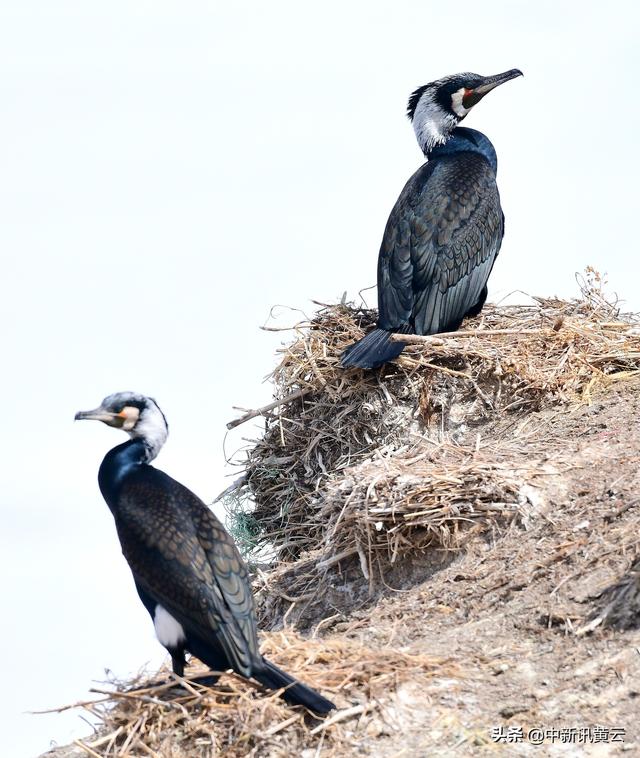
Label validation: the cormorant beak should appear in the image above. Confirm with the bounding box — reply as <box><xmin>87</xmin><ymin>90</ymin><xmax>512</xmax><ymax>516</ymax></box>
<box><xmin>463</xmin><ymin>68</ymin><xmax>523</xmax><ymax>109</ymax></box>
<box><xmin>74</xmin><ymin>407</ymin><xmax>125</xmax><ymax>428</ymax></box>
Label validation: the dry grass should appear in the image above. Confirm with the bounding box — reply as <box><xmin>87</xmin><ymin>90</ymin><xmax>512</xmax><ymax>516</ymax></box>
<box><xmin>226</xmin><ymin>273</ymin><xmax>640</xmax><ymax>600</ymax></box>
<box><xmin>43</xmin><ymin>274</ymin><xmax>640</xmax><ymax>757</ymax></box>
<box><xmin>43</xmin><ymin>630</ymin><xmax>452</xmax><ymax>758</ymax></box>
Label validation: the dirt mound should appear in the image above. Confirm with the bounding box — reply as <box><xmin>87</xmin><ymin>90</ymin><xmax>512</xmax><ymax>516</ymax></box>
<box><xmin>224</xmin><ymin>276</ymin><xmax>640</xmax><ymax>628</ymax></box>
<box><xmin>42</xmin><ymin>631</ymin><xmax>453</xmax><ymax>758</ymax></box>
<box><xmin>42</xmin><ymin>277</ymin><xmax>640</xmax><ymax>756</ymax></box>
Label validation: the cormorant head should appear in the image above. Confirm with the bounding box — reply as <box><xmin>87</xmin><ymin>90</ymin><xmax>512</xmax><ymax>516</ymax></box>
<box><xmin>407</xmin><ymin>69</ymin><xmax>522</xmax><ymax>155</ymax></box>
<box><xmin>75</xmin><ymin>391</ymin><xmax>168</xmax><ymax>460</ymax></box>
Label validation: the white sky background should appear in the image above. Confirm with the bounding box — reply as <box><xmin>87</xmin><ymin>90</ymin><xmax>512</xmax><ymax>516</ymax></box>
<box><xmin>1</xmin><ymin>1</ymin><xmax>639</xmax><ymax>754</ymax></box>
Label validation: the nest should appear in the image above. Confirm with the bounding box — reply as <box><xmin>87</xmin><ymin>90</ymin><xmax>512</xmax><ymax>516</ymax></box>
<box><xmin>225</xmin><ymin>273</ymin><xmax>640</xmax><ymax>616</ymax></box>
<box><xmin>45</xmin><ymin>273</ymin><xmax>640</xmax><ymax>756</ymax></box>
<box><xmin>45</xmin><ymin>630</ymin><xmax>452</xmax><ymax>758</ymax></box>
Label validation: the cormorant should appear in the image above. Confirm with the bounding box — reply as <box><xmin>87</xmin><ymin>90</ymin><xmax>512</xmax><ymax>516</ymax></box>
<box><xmin>341</xmin><ymin>69</ymin><xmax>523</xmax><ymax>369</ymax></box>
<box><xmin>75</xmin><ymin>392</ymin><xmax>334</xmax><ymax>715</ymax></box>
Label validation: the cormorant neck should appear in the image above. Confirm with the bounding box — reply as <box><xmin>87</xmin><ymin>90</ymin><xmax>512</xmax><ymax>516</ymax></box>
<box><xmin>411</xmin><ymin>97</ymin><xmax>459</xmax><ymax>157</ymax></box>
<box><xmin>98</xmin><ymin>439</ymin><xmax>153</xmax><ymax>510</ymax></box>
<box><xmin>416</xmin><ymin>120</ymin><xmax>458</xmax><ymax>157</ymax></box>
<box><xmin>127</xmin><ymin>407</ymin><xmax>168</xmax><ymax>462</ymax></box>
<box><xmin>428</xmin><ymin>127</ymin><xmax>498</xmax><ymax>174</ymax></box>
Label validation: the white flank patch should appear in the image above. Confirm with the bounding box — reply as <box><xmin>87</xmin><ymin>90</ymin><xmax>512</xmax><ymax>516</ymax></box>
<box><xmin>450</xmin><ymin>87</ymin><xmax>470</xmax><ymax>118</ymax></box>
<box><xmin>154</xmin><ymin>604</ymin><xmax>186</xmax><ymax>648</ymax></box>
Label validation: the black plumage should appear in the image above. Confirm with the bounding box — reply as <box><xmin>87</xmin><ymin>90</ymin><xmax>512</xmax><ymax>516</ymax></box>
<box><xmin>378</xmin><ymin>129</ymin><xmax>503</xmax><ymax>336</ymax></box>
<box><xmin>75</xmin><ymin>392</ymin><xmax>334</xmax><ymax>715</ymax></box>
<box><xmin>341</xmin><ymin>69</ymin><xmax>522</xmax><ymax>369</ymax></box>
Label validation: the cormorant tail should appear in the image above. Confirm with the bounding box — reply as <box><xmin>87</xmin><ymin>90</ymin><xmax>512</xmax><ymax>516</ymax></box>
<box><xmin>340</xmin><ymin>328</ymin><xmax>406</xmax><ymax>369</ymax></box>
<box><xmin>255</xmin><ymin>658</ymin><xmax>335</xmax><ymax>715</ymax></box>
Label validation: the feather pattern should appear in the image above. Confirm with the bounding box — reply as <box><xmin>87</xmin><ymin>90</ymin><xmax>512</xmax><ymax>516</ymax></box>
<box><xmin>377</xmin><ymin>128</ymin><xmax>503</xmax><ymax>336</ymax></box>
<box><xmin>114</xmin><ymin>467</ymin><xmax>259</xmax><ymax>676</ymax></box>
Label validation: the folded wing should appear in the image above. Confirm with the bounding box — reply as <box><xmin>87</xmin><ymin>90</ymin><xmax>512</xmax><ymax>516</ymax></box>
<box><xmin>378</xmin><ymin>152</ymin><xmax>504</xmax><ymax>335</ymax></box>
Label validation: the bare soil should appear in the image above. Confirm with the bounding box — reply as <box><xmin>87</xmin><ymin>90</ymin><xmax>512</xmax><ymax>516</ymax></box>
<box><xmin>42</xmin><ymin>377</ymin><xmax>640</xmax><ymax>757</ymax></box>
<box><xmin>296</xmin><ymin>379</ymin><xmax>640</xmax><ymax>755</ymax></box>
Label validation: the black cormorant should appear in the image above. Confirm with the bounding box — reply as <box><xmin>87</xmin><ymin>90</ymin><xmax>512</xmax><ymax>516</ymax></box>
<box><xmin>75</xmin><ymin>392</ymin><xmax>334</xmax><ymax>714</ymax></box>
<box><xmin>341</xmin><ymin>69</ymin><xmax>523</xmax><ymax>369</ymax></box>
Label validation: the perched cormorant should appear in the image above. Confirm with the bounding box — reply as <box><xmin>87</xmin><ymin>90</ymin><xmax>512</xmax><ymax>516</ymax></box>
<box><xmin>341</xmin><ymin>69</ymin><xmax>523</xmax><ymax>369</ymax></box>
<box><xmin>75</xmin><ymin>392</ymin><xmax>334</xmax><ymax>714</ymax></box>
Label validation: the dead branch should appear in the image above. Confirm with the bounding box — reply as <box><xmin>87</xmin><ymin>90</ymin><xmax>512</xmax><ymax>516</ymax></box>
<box><xmin>227</xmin><ymin>388</ymin><xmax>311</xmax><ymax>430</ymax></box>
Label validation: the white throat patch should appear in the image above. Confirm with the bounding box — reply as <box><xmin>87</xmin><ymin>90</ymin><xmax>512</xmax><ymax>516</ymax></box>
<box><xmin>154</xmin><ymin>604</ymin><xmax>186</xmax><ymax>649</ymax></box>
<box><xmin>412</xmin><ymin>89</ymin><xmax>459</xmax><ymax>155</ymax></box>
<box><xmin>129</xmin><ymin>400</ymin><xmax>168</xmax><ymax>462</ymax></box>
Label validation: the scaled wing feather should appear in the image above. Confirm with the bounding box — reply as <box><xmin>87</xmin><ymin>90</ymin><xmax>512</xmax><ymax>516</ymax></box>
<box><xmin>377</xmin><ymin>151</ymin><xmax>503</xmax><ymax>335</ymax></box>
<box><xmin>115</xmin><ymin>468</ymin><xmax>259</xmax><ymax>677</ymax></box>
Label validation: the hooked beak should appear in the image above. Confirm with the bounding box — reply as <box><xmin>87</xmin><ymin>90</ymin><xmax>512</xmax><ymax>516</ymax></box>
<box><xmin>74</xmin><ymin>407</ymin><xmax>124</xmax><ymax>427</ymax></box>
<box><xmin>463</xmin><ymin>68</ymin><xmax>523</xmax><ymax>108</ymax></box>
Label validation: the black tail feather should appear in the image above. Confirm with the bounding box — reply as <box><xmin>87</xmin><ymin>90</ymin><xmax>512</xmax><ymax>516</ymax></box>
<box><xmin>340</xmin><ymin>327</ymin><xmax>407</xmax><ymax>369</ymax></box>
<box><xmin>255</xmin><ymin>658</ymin><xmax>335</xmax><ymax>715</ymax></box>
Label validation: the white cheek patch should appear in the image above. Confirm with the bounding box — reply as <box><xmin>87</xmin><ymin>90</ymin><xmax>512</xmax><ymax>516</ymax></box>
<box><xmin>154</xmin><ymin>604</ymin><xmax>186</xmax><ymax>649</ymax></box>
<box><xmin>451</xmin><ymin>87</ymin><xmax>470</xmax><ymax>118</ymax></box>
<box><xmin>121</xmin><ymin>406</ymin><xmax>140</xmax><ymax>431</ymax></box>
